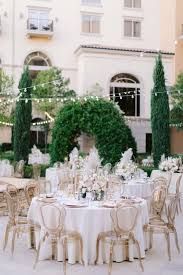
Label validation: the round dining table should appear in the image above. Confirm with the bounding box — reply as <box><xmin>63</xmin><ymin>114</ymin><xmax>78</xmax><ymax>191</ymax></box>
<box><xmin>28</xmin><ymin>196</ymin><xmax>149</xmax><ymax>266</ymax></box>
<box><xmin>121</xmin><ymin>179</ymin><xmax>155</xmax><ymax>199</ymax></box>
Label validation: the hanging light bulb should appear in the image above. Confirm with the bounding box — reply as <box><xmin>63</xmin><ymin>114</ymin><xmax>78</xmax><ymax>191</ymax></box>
<box><xmin>33</xmin><ymin>86</ymin><xmax>36</xmax><ymax>91</ymax></box>
<box><xmin>24</xmin><ymin>88</ymin><xmax>27</xmax><ymax>92</ymax></box>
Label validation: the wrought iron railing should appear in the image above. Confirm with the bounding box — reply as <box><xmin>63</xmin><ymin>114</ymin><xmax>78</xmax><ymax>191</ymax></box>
<box><xmin>27</xmin><ymin>19</ymin><xmax>54</xmax><ymax>32</ymax></box>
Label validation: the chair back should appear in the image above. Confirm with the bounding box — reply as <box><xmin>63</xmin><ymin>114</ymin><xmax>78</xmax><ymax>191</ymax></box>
<box><xmin>39</xmin><ymin>203</ymin><xmax>66</xmax><ymax>236</ymax></box>
<box><xmin>110</xmin><ymin>204</ymin><xmax>138</xmax><ymax>234</ymax></box>
<box><xmin>103</xmin><ymin>163</ymin><xmax>111</xmax><ymax>175</ymax></box>
<box><xmin>153</xmin><ymin>176</ymin><xmax>168</xmax><ymax>189</ymax></box>
<box><xmin>4</xmin><ymin>185</ymin><xmax>19</xmax><ymax>225</ymax></box>
<box><xmin>168</xmin><ymin>174</ymin><xmax>182</xmax><ymax>197</ymax></box>
<box><xmin>1</xmin><ymin>159</ymin><xmax>10</xmax><ymax>165</ymax></box>
<box><xmin>151</xmin><ymin>185</ymin><xmax>167</xmax><ymax>216</ymax></box>
<box><xmin>53</xmin><ymin>162</ymin><xmax>63</xmax><ymax>168</ymax></box>
<box><xmin>167</xmin><ymin>197</ymin><xmax>178</xmax><ymax>226</ymax></box>
<box><xmin>24</xmin><ymin>180</ymin><xmax>39</xmax><ymax>206</ymax></box>
<box><xmin>39</xmin><ymin>179</ymin><xmax>52</xmax><ymax>194</ymax></box>
<box><xmin>14</xmin><ymin>160</ymin><xmax>25</xmax><ymax>178</ymax></box>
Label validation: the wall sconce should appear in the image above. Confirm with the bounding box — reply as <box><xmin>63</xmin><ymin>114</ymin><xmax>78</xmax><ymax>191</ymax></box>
<box><xmin>3</xmin><ymin>11</ymin><xmax>8</xmax><ymax>17</ymax></box>
<box><xmin>55</xmin><ymin>17</ymin><xmax>59</xmax><ymax>23</ymax></box>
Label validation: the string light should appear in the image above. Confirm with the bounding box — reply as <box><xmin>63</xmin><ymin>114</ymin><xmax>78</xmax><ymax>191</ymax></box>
<box><xmin>0</xmin><ymin>78</ymin><xmax>62</xmax><ymax>95</ymax></box>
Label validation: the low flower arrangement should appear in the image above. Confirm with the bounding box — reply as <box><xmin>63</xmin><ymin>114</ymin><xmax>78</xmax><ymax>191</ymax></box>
<box><xmin>79</xmin><ymin>178</ymin><xmax>105</xmax><ymax>201</ymax></box>
<box><xmin>115</xmin><ymin>162</ymin><xmax>138</xmax><ymax>180</ymax></box>
<box><xmin>159</xmin><ymin>156</ymin><xmax>183</xmax><ymax>172</ymax></box>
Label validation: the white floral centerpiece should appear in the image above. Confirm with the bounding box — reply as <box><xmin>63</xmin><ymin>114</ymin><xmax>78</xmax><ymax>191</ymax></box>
<box><xmin>78</xmin><ymin>173</ymin><xmax>105</xmax><ymax>201</ymax></box>
<box><xmin>159</xmin><ymin>155</ymin><xmax>182</xmax><ymax>172</ymax></box>
<box><xmin>115</xmin><ymin>148</ymin><xmax>137</xmax><ymax>180</ymax></box>
<box><xmin>142</xmin><ymin>156</ymin><xmax>154</xmax><ymax>167</ymax></box>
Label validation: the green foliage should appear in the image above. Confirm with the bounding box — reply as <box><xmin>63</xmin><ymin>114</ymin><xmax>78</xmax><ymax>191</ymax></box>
<box><xmin>13</xmin><ymin>67</ymin><xmax>32</xmax><ymax>162</ymax></box>
<box><xmin>151</xmin><ymin>54</ymin><xmax>170</xmax><ymax>167</ymax></box>
<box><xmin>24</xmin><ymin>164</ymin><xmax>49</xmax><ymax>178</ymax></box>
<box><xmin>0</xmin><ymin>70</ymin><xmax>14</xmax><ymax>115</ymax></box>
<box><xmin>32</xmin><ymin>67</ymin><xmax>76</xmax><ymax>115</ymax></box>
<box><xmin>0</xmin><ymin>150</ymin><xmax>14</xmax><ymax>162</ymax></box>
<box><xmin>50</xmin><ymin>98</ymin><xmax>137</xmax><ymax>166</ymax></box>
<box><xmin>170</xmin><ymin>73</ymin><xmax>183</xmax><ymax>128</ymax></box>
<box><xmin>139</xmin><ymin>166</ymin><xmax>154</xmax><ymax>177</ymax></box>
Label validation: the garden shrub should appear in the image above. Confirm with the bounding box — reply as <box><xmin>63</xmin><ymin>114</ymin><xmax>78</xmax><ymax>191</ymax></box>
<box><xmin>51</xmin><ymin>98</ymin><xmax>137</xmax><ymax>166</ymax></box>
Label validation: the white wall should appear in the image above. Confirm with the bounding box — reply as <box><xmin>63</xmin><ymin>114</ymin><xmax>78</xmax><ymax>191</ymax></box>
<box><xmin>0</xmin><ymin>0</ymin><xmax>168</xmax><ymax>93</ymax></box>
<box><xmin>77</xmin><ymin>50</ymin><xmax>174</xmax><ymax>118</ymax></box>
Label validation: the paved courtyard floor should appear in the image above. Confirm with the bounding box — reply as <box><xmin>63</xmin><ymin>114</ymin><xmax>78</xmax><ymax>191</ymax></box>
<box><xmin>0</xmin><ymin>213</ymin><xmax>183</xmax><ymax>275</ymax></box>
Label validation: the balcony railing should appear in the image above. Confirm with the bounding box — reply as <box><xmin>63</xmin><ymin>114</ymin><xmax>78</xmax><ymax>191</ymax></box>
<box><xmin>27</xmin><ymin>19</ymin><xmax>54</xmax><ymax>38</ymax></box>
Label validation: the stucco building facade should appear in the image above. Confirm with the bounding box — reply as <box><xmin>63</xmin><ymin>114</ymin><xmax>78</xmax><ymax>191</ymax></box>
<box><xmin>0</xmin><ymin>0</ymin><xmax>175</xmax><ymax>152</ymax></box>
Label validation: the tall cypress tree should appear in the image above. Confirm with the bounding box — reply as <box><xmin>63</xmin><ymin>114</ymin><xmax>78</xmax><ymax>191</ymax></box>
<box><xmin>151</xmin><ymin>54</ymin><xmax>170</xmax><ymax>167</ymax></box>
<box><xmin>14</xmin><ymin>67</ymin><xmax>32</xmax><ymax>162</ymax></box>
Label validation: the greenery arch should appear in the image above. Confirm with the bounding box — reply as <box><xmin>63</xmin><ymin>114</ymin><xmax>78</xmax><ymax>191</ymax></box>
<box><xmin>50</xmin><ymin>98</ymin><xmax>137</xmax><ymax>166</ymax></box>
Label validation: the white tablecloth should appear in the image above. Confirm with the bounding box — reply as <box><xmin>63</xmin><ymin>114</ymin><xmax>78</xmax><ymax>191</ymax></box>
<box><xmin>121</xmin><ymin>179</ymin><xmax>154</xmax><ymax>199</ymax></box>
<box><xmin>28</xmin><ymin>197</ymin><xmax>149</xmax><ymax>265</ymax></box>
<box><xmin>150</xmin><ymin>170</ymin><xmax>183</xmax><ymax>194</ymax></box>
<box><xmin>0</xmin><ymin>164</ymin><xmax>14</xmax><ymax>177</ymax></box>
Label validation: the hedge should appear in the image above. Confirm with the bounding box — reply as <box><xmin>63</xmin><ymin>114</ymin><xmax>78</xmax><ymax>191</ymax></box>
<box><xmin>50</xmin><ymin>98</ymin><xmax>137</xmax><ymax>166</ymax></box>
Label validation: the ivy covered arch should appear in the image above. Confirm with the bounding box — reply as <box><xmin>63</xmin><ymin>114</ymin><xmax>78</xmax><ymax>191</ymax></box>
<box><xmin>50</xmin><ymin>98</ymin><xmax>137</xmax><ymax>166</ymax></box>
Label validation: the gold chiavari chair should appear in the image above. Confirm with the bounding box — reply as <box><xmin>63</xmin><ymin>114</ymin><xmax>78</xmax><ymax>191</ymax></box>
<box><xmin>144</xmin><ymin>185</ymin><xmax>170</xmax><ymax>260</ymax></box>
<box><xmin>14</xmin><ymin>160</ymin><xmax>25</xmax><ymax>178</ymax></box>
<box><xmin>24</xmin><ymin>180</ymin><xmax>39</xmax><ymax>207</ymax></box>
<box><xmin>153</xmin><ymin>176</ymin><xmax>169</xmax><ymax>190</ymax></box>
<box><xmin>95</xmin><ymin>204</ymin><xmax>144</xmax><ymax>275</ymax></box>
<box><xmin>39</xmin><ymin>179</ymin><xmax>52</xmax><ymax>194</ymax></box>
<box><xmin>144</xmin><ymin>197</ymin><xmax>180</xmax><ymax>261</ymax></box>
<box><xmin>0</xmin><ymin>181</ymin><xmax>8</xmax><ymax>215</ymax></box>
<box><xmin>167</xmin><ymin>174</ymin><xmax>182</xmax><ymax>214</ymax></box>
<box><xmin>3</xmin><ymin>184</ymin><xmax>28</xmax><ymax>255</ymax></box>
<box><xmin>34</xmin><ymin>203</ymin><xmax>84</xmax><ymax>274</ymax></box>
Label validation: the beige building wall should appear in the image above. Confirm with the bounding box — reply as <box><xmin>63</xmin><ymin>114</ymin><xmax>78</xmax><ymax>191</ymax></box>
<box><xmin>160</xmin><ymin>0</ymin><xmax>176</xmax><ymax>82</ymax></box>
<box><xmin>174</xmin><ymin>0</ymin><xmax>183</xmax><ymax>78</ymax></box>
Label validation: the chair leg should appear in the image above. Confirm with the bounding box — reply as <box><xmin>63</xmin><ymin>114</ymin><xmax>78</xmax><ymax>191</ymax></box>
<box><xmin>178</xmin><ymin>198</ymin><xmax>182</xmax><ymax>213</ymax></box>
<box><xmin>33</xmin><ymin>236</ymin><xmax>45</xmax><ymax>269</ymax></box>
<box><xmin>78</xmin><ymin>235</ymin><xmax>84</xmax><ymax>265</ymax></box>
<box><xmin>173</xmin><ymin>229</ymin><xmax>180</xmax><ymax>254</ymax></box>
<box><xmin>108</xmin><ymin>240</ymin><xmax>114</xmax><ymax>275</ymax></box>
<box><xmin>62</xmin><ymin>238</ymin><xmax>67</xmax><ymax>275</ymax></box>
<box><xmin>149</xmin><ymin>230</ymin><xmax>153</xmax><ymax>249</ymax></box>
<box><xmin>11</xmin><ymin>228</ymin><xmax>17</xmax><ymax>256</ymax></box>
<box><xmin>95</xmin><ymin>235</ymin><xmax>101</xmax><ymax>265</ymax></box>
<box><xmin>134</xmin><ymin>239</ymin><xmax>144</xmax><ymax>272</ymax></box>
<box><xmin>165</xmin><ymin>231</ymin><xmax>171</xmax><ymax>261</ymax></box>
<box><xmin>3</xmin><ymin>224</ymin><xmax>10</xmax><ymax>251</ymax></box>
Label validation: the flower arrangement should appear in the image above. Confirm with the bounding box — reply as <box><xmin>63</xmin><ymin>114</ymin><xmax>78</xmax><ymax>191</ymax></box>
<box><xmin>78</xmin><ymin>174</ymin><xmax>105</xmax><ymax>201</ymax></box>
<box><xmin>115</xmin><ymin>149</ymin><xmax>137</xmax><ymax>180</ymax></box>
<box><xmin>159</xmin><ymin>156</ymin><xmax>183</xmax><ymax>172</ymax></box>
<box><xmin>115</xmin><ymin>162</ymin><xmax>138</xmax><ymax>180</ymax></box>
<box><xmin>142</xmin><ymin>156</ymin><xmax>154</xmax><ymax>167</ymax></box>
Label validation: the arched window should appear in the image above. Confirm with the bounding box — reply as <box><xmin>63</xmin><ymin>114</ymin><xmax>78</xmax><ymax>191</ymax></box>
<box><xmin>31</xmin><ymin>118</ymin><xmax>46</xmax><ymax>146</ymax></box>
<box><xmin>110</xmin><ymin>73</ymin><xmax>141</xmax><ymax>117</ymax></box>
<box><xmin>24</xmin><ymin>51</ymin><xmax>51</xmax><ymax>79</ymax></box>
